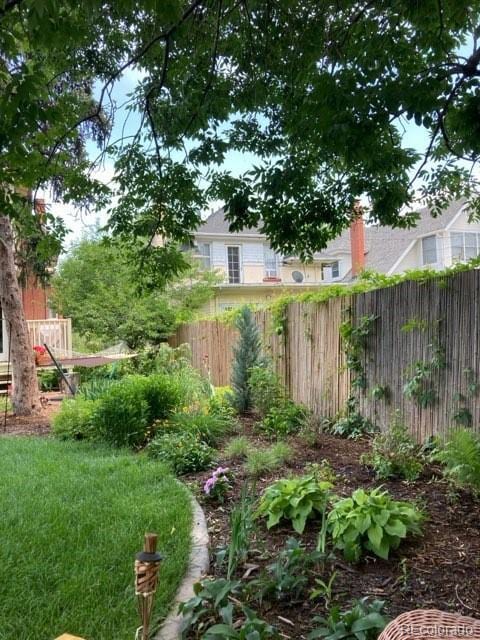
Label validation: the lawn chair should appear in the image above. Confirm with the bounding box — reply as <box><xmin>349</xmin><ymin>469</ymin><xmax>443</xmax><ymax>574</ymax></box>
<box><xmin>379</xmin><ymin>610</ymin><xmax>480</xmax><ymax>640</ymax></box>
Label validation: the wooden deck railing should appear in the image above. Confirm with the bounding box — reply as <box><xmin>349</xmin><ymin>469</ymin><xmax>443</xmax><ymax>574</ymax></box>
<box><xmin>27</xmin><ymin>318</ymin><xmax>73</xmax><ymax>358</ymax></box>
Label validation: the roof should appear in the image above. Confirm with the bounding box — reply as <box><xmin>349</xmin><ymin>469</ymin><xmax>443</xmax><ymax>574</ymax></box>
<box><xmin>197</xmin><ymin>207</ymin><xmax>262</xmax><ymax>236</ymax></box>
<box><xmin>197</xmin><ymin>199</ymin><xmax>467</xmax><ymax>274</ymax></box>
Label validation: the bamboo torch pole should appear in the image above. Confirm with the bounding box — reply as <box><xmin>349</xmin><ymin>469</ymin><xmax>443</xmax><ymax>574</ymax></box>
<box><xmin>135</xmin><ymin>533</ymin><xmax>162</xmax><ymax>640</ymax></box>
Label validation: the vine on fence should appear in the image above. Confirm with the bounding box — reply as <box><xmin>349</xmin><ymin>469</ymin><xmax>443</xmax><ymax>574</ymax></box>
<box><xmin>340</xmin><ymin>313</ymin><xmax>377</xmax><ymax>391</ymax></box>
<box><xmin>403</xmin><ymin>342</ymin><xmax>446</xmax><ymax>408</ymax></box>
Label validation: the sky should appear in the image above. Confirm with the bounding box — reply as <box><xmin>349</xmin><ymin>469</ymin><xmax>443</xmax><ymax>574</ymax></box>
<box><xmin>43</xmin><ymin>64</ymin><xmax>434</xmax><ymax>247</ymax></box>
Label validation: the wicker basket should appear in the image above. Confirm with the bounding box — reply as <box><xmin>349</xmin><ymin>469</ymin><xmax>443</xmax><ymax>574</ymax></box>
<box><xmin>379</xmin><ymin>610</ymin><xmax>480</xmax><ymax>640</ymax></box>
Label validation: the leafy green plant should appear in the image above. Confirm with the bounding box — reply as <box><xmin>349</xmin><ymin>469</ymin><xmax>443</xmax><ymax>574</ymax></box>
<box><xmin>146</xmin><ymin>432</ymin><xmax>216</xmax><ymax>474</ymax></box>
<box><xmin>403</xmin><ymin>342</ymin><xmax>446</xmax><ymax>408</ymax></box>
<box><xmin>89</xmin><ymin>374</ymin><xmax>184</xmax><ymax>447</ymax></box>
<box><xmin>52</xmin><ymin>397</ymin><xmax>100</xmax><ymax>440</ymax></box>
<box><xmin>179</xmin><ymin>578</ymin><xmax>280</xmax><ymax>640</ymax></box>
<box><xmin>164</xmin><ymin>411</ymin><xmax>232</xmax><ymax>446</ymax></box>
<box><xmin>340</xmin><ymin>314</ymin><xmax>377</xmax><ymax>390</ymax></box>
<box><xmin>370</xmin><ymin>385</ymin><xmax>390</xmax><ymax>402</ymax></box>
<box><xmin>256</xmin><ymin>475</ymin><xmax>332</xmax><ymax>534</ymax></box>
<box><xmin>258</xmin><ymin>400</ymin><xmax>308</xmax><ymax>438</ymax></box>
<box><xmin>208</xmin><ymin>386</ymin><xmax>237</xmax><ymax>422</ymax></box>
<box><xmin>231</xmin><ymin>307</ymin><xmax>263</xmax><ymax>413</ymax></box>
<box><xmin>308</xmin><ymin>598</ymin><xmax>390</xmax><ymax>640</ymax></box>
<box><xmin>452</xmin><ymin>406</ymin><xmax>473</xmax><ymax>428</ymax></box>
<box><xmin>330</xmin><ymin>396</ymin><xmax>375</xmax><ymax>439</ymax></box>
<box><xmin>328</xmin><ymin>488</ymin><xmax>423</xmax><ymax>562</ymax></box>
<box><xmin>244</xmin><ymin>442</ymin><xmax>293</xmax><ymax>477</ymax></box>
<box><xmin>248</xmin><ymin>364</ymin><xmax>285</xmax><ymax>417</ymax></box>
<box><xmin>436</xmin><ymin>429</ymin><xmax>480</xmax><ymax>494</ymax></box>
<box><xmin>309</xmin><ymin>572</ymin><xmax>337</xmax><ymax>607</ymax></box>
<box><xmin>78</xmin><ymin>376</ymin><xmax>118</xmax><ymax>400</ymax></box>
<box><xmin>224</xmin><ymin>436</ymin><xmax>252</xmax><ymax>460</ymax></box>
<box><xmin>37</xmin><ymin>369</ymin><xmax>61</xmax><ymax>392</ymax></box>
<box><xmin>305</xmin><ymin>460</ymin><xmax>338</xmax><ymax>485</ymax></box>
<box><xmin>249</xmin><ymin>538</ymin><xmax>331</xmax><ymax>604</ymax></box>
<box><xmin>227</xmin><ymin>484</ymin><xmax>256</xmax><ymax>579</ymax></box>
<box><xmin>361</xmin><ymin>414</ymin><xmax>423</xmax><ymax>481</ymax></box>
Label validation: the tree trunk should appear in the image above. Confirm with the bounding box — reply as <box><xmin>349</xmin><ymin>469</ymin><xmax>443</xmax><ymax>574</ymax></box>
<box><xmin>0</xmin><ymin>215</ymin><xmax>43</xmax><ymax>415</ymax></box>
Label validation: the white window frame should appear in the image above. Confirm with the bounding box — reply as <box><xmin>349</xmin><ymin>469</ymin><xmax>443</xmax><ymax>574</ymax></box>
<box><xmin>226</xmin><ymin>245</ymin><xmax>242</xmax><ymax>284</ymax></box>
<box><xmin>422</xmin><ymin>235</ymin><xmax>438</xmax><ymax>265</ymax></box>
<box><xmin>263</xmin><ymin>245</ymin><xmax>279</xmax><ymax>278</ymax></box>
<box><xmin>450</xmin><ymin>231</ymin><xmax>480</xmax><ymax>263</ymax></box>
<box><xmin>321</xmin><ymin>261</ymin><xmax>340</xmax><ymax>281</ymax></box>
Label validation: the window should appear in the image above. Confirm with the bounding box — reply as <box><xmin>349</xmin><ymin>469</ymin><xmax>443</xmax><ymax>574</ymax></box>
<box><xmin>451</xmin><ymin>232</ymin><xmax>480</xmax><ymax>262</ymax></box>
<box><xmin>227</xmin><ymin>246</ymin><xmax>241</xmax><ymax>283</ymax></box>
<box><xmin>321</xmin><ymin>261</ymin><xmax>340</xmax><ymax>280</ymax></box>
<box><xmin>422</xmin><ymin>235</ymin><xmax>438</xmax><ymax>265</ymax></box>
<box><xmin>197</xmin><ymin>242</ymin><xmax>211</xmax><ymax>269</ymax></box>
<box><xmin>219</xmin><ymin>302</ymin><xmax>241</xmax><ymax>311</ymax></box>
<box><xmin>264</xmin><ymin>245</ymin><xmax>279</xmax><ymax>277</ymax></box>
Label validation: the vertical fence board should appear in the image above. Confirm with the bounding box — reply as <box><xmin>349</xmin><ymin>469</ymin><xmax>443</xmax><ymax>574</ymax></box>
<box><xmin>170</xmin><ymin>270</ymin><xmax>480</xmax><ymax>439</ymax></box>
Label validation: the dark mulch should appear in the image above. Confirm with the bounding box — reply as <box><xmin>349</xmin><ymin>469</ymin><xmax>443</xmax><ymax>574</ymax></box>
<box><xmin>186</xmin><ymin>417</ymin><xmax>480</xmax><ymax>638</ymax></box>
<box><xmin>0</xmin><ymin>392</ymin><xmax>63</xmax><ymax>436</ymax></box>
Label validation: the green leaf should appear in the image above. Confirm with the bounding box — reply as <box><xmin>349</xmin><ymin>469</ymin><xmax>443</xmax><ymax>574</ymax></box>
<box><xmin>367</xmin><ymin>523</ymin><xmax>383</xmax><ymax>550</ymax></box>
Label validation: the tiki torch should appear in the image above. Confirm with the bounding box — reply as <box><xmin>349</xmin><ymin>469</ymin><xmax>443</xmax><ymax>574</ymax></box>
<box><xmin>135</xmin><ymin>533</ymin><xmax>163</xmax><ymax>640</ymax></box>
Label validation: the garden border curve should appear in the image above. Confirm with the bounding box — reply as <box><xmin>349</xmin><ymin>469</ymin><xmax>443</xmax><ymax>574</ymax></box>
<box><xmin>155</xmin><ymin>494</ymin><xmax>209</xmax><ymax>640</ymax></box>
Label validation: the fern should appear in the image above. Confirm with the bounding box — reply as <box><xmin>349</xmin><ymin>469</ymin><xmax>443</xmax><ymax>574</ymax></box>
<box><xmin>437</xmin><ymin>429</ymin><xmax>480</xmax><ymax>494</ymax></box>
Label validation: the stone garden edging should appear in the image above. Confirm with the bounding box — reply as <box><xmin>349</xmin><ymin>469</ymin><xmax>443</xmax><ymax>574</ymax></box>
<box><xmin>155</xmin><ymin>495</ymin><xmax>209</xmax><ymax>640</ymax></box>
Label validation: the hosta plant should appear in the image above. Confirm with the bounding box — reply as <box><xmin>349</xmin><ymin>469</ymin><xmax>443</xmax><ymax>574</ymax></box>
<box><xmin>327</xmin><ymin>488</ymin><xmax>423</xmax><ymax>562</ymax></box>
<box><xmin>308</xmin><ymin>598</ymin><xmax>390</xmax><ymax>640</ymax></box>
<box><xmin>256</xmin><ymin>475</ymin><xmax>332</xmax><ymax>534</ymax></box>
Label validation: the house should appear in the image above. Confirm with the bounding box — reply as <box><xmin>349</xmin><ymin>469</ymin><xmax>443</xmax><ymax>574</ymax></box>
<box><xmin>194</xmin><ymin>199</ymin><xmax>480</xmax><ymax>314</ymax></box>
<box><xmin>0</xmin><ymin>199</ymin><xmax>72</xmax><ymax>364</ymax></box>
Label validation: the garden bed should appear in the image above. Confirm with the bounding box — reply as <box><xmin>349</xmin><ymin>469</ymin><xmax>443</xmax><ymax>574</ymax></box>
<box><xmin>188</xmin><ymin>417</ymin><xmax>480</xmax><ymax>638</ymax></box>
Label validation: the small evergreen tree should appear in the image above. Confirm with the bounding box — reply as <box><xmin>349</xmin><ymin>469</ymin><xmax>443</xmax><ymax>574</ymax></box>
<box><xmin>231</xmin><ymin>307</ymin><xmax>262</xmax><ymax>412</ymax></box>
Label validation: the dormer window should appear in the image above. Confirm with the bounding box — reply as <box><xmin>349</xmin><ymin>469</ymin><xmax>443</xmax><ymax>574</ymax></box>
<box><xmin>422</xmin><ymin>235</ymin><xmax>437</xmax><ymax>265</ymax></box>
<box><xmin>321</xmin><ymin>261</ymin><xmax>339</xmax><ymax>280</ymax></box>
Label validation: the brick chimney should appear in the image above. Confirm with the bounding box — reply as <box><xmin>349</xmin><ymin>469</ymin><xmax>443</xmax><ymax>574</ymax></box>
<box><xmin>350</xmin><ymin>201</ymin><xmax>365</xmax><ymax>278</ymax></box>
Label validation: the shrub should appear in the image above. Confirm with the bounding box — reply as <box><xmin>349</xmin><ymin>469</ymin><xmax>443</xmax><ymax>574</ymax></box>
<box><xmin>146</xmin><ymin>432</ymin><xmax>215</xmax><ymax>474</ymax></box>
<box><xmin>90</xmin><ymin>374</ymin><xmax>184</xmax><ymax>448</ymax></box>
<box><xmin>327</xmin><ymin>488</ymin><xmax>423</xmax><ymax>562</ymax></box>
<box><xmin>37</xmin><ymin>369</ymin><xmax>60</xmax><ymax>392</ymax></box>
<box><xmin>244</xmin><ymin>442</ymin><xmax>293</xmax><ymax>477</ymax></box>
<box><xmin>224</xmin><ymin>436</ymin><xmax>252</xmax><ymax>460</ymax></box>
<box><xmin>360</xmin><ymin>415</ymin><xmax>423</xmax><ymax>481</ymax></box>
<box><xmin>162</xmin><ymin>411</ymin><xmax>232</xmax><ymax>446</ymax></box>
<box><xmin>52</xmin><ymin>397</ymin><xmax>100</xmax><ymax>440</ymax></box>
<box><xmin>249</xmin><ymin>365</ymin><xmax>285</xmax><ymax>417</ymax></box>
<box><xmin>259</xmin><ymin>401</ymin><xmax>308</xmax><ymax>438</ymax></box>
<box><xmin>207</xmin><ymin>386</ymin><xmax>237</xmax><ymax>422</ymax></box>
<box><xmin>78</xmin><ymin>377</ymin><xmax>118</xmax><ymax>400</ymax></box>
<box><xmin>231</xmin><ymin>306</ymin><xmax>263</xmax><ymax>412</ymax></box>
<box><xmin>330</xmin><ymin>397</ymin><xmax>375</xmax><ymax>439</ymax></box>
<box><xmin>436</xmin><ymin>429</ymin><xmax>480</xmax><ymax>494</ymax></box>
<box><xmin>308</xmin><ymin>598</ymin><xmax>390</xmax><ymax>640</ymax></box>
<box><xmin>256</xmin><ymin>475</ymin><xmax>332</xmax><ymax>534</ymax></box>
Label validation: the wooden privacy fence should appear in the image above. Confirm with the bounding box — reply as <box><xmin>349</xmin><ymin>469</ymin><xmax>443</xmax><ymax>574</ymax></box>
<box><xmin>169</xmin><ymin>269</ymin><xmax>480</xmax><ymax>439</ymax></box>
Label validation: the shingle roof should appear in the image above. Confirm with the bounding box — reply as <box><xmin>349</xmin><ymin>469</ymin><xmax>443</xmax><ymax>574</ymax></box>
<box><xmin>197</xmin><ymin>199</ymin><xmax>466</xmax><ymax>274</ymax></box>
<box><xmin>198</xmin><ymin>207</ymin><xmax>262</xmax><ymax>235</ymax></box>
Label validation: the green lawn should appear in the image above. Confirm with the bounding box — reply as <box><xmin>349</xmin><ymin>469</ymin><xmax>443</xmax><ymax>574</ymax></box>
<box><xmin>0</xmin><ymin>437</ymin><xmax>192</xmax><ymax>640</ymax></box>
